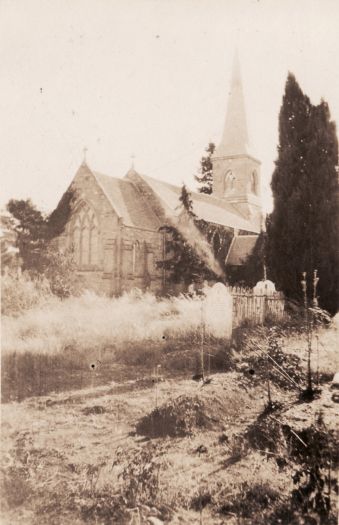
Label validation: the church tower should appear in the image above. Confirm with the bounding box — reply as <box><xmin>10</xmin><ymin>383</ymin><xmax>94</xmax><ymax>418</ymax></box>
<box><xmin>212</xmin><ymin>53</ymin><xmax>262</xmax><ymax>227</ymax></box>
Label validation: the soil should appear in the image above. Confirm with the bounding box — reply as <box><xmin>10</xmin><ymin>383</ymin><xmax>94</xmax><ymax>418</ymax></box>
<box><xmin>1</xmin><ymin>325</ymin><xmax>337</xmax><ymax>524</ymax></box>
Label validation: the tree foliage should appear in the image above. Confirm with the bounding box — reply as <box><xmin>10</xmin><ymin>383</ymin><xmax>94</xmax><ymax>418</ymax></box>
<box><xmin>266</xmin><ymin>73</ymin><xmax>339</xmax><ymax>314</ymax></box>
<box><xmin>6</xmin><ymin>199</ymin><xmax>48</xmax><ymax>273</ymax></box>
<box><xmin>195</xmin><ymin>142</ymin><xmax>215</xmax><ymax>194</ymax></box>
<box><xmin>157</xmin><ymin>185</ymin><xmax>226</xmax><ymax>285</ymax></box>
<box><xmin>6</xmin><ymin>194</ymin><xmax>80</xmax><ymax>297</ymax></box>
<box><xmin>228</xmin><ymin>231</ymin><xmax>267</xmax><ymax>287</ymax></box>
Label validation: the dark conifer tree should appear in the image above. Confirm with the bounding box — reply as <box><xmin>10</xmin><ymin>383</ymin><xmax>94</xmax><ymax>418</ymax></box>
<box><xmin>267</xmin><ymin>73</ymin><xmax>339</xmax><ymax>314</ymax></box>
<box><xmin>195</xmin><ymin>142</ymin><xmax>215</xmax><ymax>194</ymax></box>
<box><xmin>7</xmin><ymin>199</ymin><xmax>48</xmax><ymax>272</ymax></box>
<box><xmin>157</xmin><ymin>185</ymin><xmax>219</xmax><ymax>285</ymax></box>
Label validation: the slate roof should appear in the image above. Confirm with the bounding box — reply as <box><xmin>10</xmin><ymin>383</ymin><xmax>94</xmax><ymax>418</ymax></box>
<box><xmin>86</xmin><ymin>166</ymin><xmax>260</xmax><ymax>234</ymax></box>
<box><xmin>92</xmin><ymin>171</ymin><xmax>161</xmax><ymax>230</ymax></box>
<box><xmin>135</xmin><ymin>173</ymin><xmax>260</xmax><ymax>233</ymax></box>
<box><xmin>225</xmin><ymin>235</ymin><xmax>259</xmax><ymax>265</ymax></box>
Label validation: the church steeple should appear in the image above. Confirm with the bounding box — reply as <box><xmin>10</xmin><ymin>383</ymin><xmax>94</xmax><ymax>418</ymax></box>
<box><xmin>212</xmin><ymin>52</ymin><xmax>262</xmax><ymax>229</ymax></box>
<box><xmin>216</xmin><ymin>51</ymin><xmax>249</xmax><ymax>157</ymax></box>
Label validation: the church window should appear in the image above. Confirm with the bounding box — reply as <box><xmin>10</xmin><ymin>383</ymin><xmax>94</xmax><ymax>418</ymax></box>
<box><xmin>81</xmin><ymin>213</ymin><xmax>90</xmax><ymax>265</ymax></box>
<box><xmin>251</xmin><ymin>171</ymin><xmax>258</xmax><ymax>195</ymax></box>
<box><xmin>70</xmin><ymin>204</ymin><xmax>99</xmax><ymax>268</ymax></box>
<box><xmin>224</xmin><ymin>171</ymin><xmax>234</xmax><ymax>193</ymax></box>
<box><xmin>72</xmin><ymin>217</ymin><xmax>81</xmax><ymax>265</ymax></box>
<box><xmin>89</xmin><ymin>213</ymin><xmax>99</xmax><ymax>265</ymax></box>
<box><xmin>146</xmin><ymin>252</ymin><xmax>154</xmax><ymax>273</ymax></box>
<box><xmin>132</xmin><ymin>241</ymin><xmax>140</xmax><ymax>275</ymax></box>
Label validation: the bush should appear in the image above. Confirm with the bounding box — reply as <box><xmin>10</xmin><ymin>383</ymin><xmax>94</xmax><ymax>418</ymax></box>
<box><xmin>1</xmin><ymin>271</ymin><xmax>52</xmax><ymax>316</ymax></box>
<box><xmin>219</xmin><ymin>481</ymin><xmax>280</xmax><ymax>521</ymax></box>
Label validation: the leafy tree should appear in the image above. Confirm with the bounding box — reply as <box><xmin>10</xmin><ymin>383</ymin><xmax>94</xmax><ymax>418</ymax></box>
<box><xmin>6</xmin><ymin>195</ymin><xmax>80</xmax><ymax>297</ymax></box>
<box><xmin>6</xmin><ymin>199</ymin><xmax>48</xmax><ymax>273</ymax></box>
<box><xmin>195</xmin><ymin>142</ymin><xmax>215</xmax><ymax>194</ymax></box>
<box><xmin>1</xmin><ymin>212</ymin><xmax>21</xmax><ymax>271</ymax></box>
<box><xmin>266</xmin><ymin>73</ymin><xmax>339</xmax><ymax>314</ymax></box>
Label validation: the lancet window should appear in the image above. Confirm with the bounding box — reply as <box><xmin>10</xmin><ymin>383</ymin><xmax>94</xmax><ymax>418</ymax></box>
<box><xmin>70</xmin><ymin>204</ymin><xmax>99</xmax><ymax>267</ymax></box>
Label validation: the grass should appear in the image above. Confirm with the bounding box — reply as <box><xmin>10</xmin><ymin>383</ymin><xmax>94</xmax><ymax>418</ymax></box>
<box><xmin>2</xmin><ymin>287</ymin><xmax>232</xmax><ymax>355</ymax></box>
<box><xmin>2</xmin><ymin>279</ymin><xmax>234</xmax><ymax>401</ymax></box>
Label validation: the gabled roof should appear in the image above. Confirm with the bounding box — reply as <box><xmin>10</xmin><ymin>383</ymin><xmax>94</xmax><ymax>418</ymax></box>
<box><xmin>76</xmin><ymin>164</ymin><xmax>260</xmax><ymax>233</ymax></box>
<box><xmin>225</xmin><ymin>234</ymin><xmax>258</xmax><ymax>265</ymax></box>
<box><xmin>92</xmin><ymin>170</ymin><xmax>161</xmax><ymax>230</ymax></box>
<box><xmin>133</xmin><ymin>173</ymin><xmax>260</xmax><ymax>233</ymax></box>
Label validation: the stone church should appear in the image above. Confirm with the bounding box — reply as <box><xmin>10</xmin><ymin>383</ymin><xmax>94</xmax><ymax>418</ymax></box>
<box><xmin>55</xmin><ymin>57</ymin><xmax>263</xmax><ymax>295</ymax></box>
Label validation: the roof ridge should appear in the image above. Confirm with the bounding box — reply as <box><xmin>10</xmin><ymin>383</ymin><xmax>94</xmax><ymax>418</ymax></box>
<box><xmin>88</xmin><ymin>168</ymin><xmax>124</xmax><ymax>218</ymax></box>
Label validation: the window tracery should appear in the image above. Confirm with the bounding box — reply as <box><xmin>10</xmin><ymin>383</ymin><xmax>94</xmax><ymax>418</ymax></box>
<box><xmin>224</xmin><ymin>170</ymin><xmax>234</xmax><ymax>193</ymax></box>
<box><xmin>69</xmin><ymin>204</ymin><xmax>99</xmax><ymax>267</ymax></box>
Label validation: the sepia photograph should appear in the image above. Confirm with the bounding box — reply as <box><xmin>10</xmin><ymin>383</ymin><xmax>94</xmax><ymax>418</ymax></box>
<box><xmin>1</xmin><ymin>0</ymin><xmax>338</xmax><ymax>523</ymax></box>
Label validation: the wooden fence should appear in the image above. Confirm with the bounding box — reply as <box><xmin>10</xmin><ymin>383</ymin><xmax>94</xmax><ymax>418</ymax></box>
<box><xmin>227</xmin><ymin>286</ymin><xmax>286</xmax><ymax>327</ymax></box>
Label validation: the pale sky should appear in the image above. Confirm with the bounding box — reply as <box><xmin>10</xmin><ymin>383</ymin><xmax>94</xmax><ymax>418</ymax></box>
<box><xmin>1</xmin><ymin>0</ymin><xmax>338</xmax><ymax>214</ymax></box>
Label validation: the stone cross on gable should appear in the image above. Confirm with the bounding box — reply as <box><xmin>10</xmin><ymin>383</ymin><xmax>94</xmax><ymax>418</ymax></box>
<box><xmin>83</xmin><ymin>146</ymin><xmax>88</xmax><ymax>164</ymax></box>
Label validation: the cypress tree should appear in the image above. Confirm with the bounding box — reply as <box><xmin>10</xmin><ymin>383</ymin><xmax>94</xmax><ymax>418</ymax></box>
<box><xmin>267</xmin><ymin>73</ymin><xmax>339</xmax><ymax>314</ymax></box>
<box><xmin>195</xmin><ymin>142</ymin><xmax>215</xmax><ymax>194</ymax></box>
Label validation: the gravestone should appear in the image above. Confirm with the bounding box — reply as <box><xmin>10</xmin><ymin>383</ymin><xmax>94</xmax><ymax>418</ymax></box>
<box><xmin>253</xmin><ymin>279</ymin><xmax>276</xmax><ymax>296</ymax></box>
<box><xmin>203</xmin><ymin>282</ymin><xmax>232</xmax><ymax>339</ymax></box>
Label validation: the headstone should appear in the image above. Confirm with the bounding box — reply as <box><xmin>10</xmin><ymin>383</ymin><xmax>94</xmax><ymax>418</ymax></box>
<box><xmin>203</xmin><ymin>282</ymin><xmax>232</xmax><ymax>339</ymax></box>
<box><xmin>253</xmin><ymin>279</ymin><xmax>276</xmax><ymax>296</ymax></box>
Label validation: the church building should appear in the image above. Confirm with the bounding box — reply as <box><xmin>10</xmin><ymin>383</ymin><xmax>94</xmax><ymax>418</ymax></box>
<box><xmin>54</xmin><ymin>56</ymin><xmax>263</xmax><ymax>295</ymax></box>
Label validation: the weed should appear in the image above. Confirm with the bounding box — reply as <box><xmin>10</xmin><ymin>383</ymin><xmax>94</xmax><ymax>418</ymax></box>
<box><xmin>219</xmin><ymin>481</ymin><xmax>280</xmax><ymax>521</ymax></box>
<box><xmin>117</xmin><ymin>443</ymin><xmax>166</xmax><ymax>508</ymax></box>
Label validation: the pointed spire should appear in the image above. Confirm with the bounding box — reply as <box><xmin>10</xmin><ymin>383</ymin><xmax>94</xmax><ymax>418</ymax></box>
<box><xmin>216</xmin><ymin>51</ymin><xmax>249</xmax><ymax>157</ymax></box>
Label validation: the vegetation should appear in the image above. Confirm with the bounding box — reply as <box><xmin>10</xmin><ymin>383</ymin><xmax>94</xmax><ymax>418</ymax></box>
<box><xmin>266</xmin><ymin>73</ymin><xmax>339</xmax><ymax>314</ymax></box>
<box><xmin>1</xmin><ymin>287</ymin><xmax>338</xmax><ymax>523</ymax></box>
<box><xmin>195</xmin><ymin>142</ymin><xmax>215</xmax><ymax>194</ymax></box>
<box><xmin>158</xmin><ymin>184</ymin><xmax>235</xmax><ymax>286</ymax></box>
<box><xmin>5</xmin><ymin>192</ymin><xmax>79</xmax><ymax>298</ymax></box>
<box><xmin>228</xmin><ymin>230</ymin><xmax>267</xmax><ymax>286</ymax></box>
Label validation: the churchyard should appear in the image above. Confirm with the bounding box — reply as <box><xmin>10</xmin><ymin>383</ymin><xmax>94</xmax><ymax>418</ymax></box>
<box><xmin>1</xmin><ymin>274</ymin><xmax>338</xmax><ymax>524</ymax></box>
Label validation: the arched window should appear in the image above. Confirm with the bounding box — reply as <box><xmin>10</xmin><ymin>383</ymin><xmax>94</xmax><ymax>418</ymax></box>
<box><xmin>81</xmin><ymin>213</ymin><xmax>90</xmax><ymax>265</ymax></box>
<box><xmin>70</xmin><ymin>203</ymin><xmax>99</xmax><ymax>268</ymax></box>
<box><xmin>224</xmin><ymin>171</ymin><xmax>234</xmax><ymax>193</ymax></box>
<box><xmin>251</xmin><ymin>171</ymin><xmax>258</xmax><ymax>195</ymax></box>
<box><xmin>72</xmin><ymin>217</ymin><xmax>81</xmax><ymax>265</ymax></box>
<box><xmin>132</xmin><ymin>241</ymin><xmax>140</xmax><ymax>275</ymax></box>
<box><xmin>89</xmin><ymin>212</ymin><xmax>99</xmax><ymax>265</ymax></box>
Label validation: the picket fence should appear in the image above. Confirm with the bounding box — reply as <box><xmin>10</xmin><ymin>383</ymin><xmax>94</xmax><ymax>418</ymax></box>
<box><xmin>227</xmin><ymin>286</ymin><xmax>286</xmax><ymax>327</ymax></box>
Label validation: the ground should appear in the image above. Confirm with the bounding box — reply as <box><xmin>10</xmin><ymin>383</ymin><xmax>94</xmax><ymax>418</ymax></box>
<box><xmin>1</xmin><ymin>323</ymin><xmax>338</xmax><ymax>525</ymax></box>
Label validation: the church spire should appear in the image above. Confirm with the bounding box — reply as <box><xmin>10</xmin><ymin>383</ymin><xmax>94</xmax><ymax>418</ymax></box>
<box><xmin>216</xmin><ymin>51</ymin><xmax>249</xmax><ymax>157</ymax></box>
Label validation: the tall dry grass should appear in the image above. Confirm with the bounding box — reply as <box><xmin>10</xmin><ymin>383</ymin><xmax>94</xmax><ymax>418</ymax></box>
<box><xmin>2</xmin><ymin>275</ymin><xmax>234</xmax><ymax>400</ymax></box>
<box><xmin>2</xmin><ymin>285</ymin><xmax>231</xmax><ymax>356</ymax></box>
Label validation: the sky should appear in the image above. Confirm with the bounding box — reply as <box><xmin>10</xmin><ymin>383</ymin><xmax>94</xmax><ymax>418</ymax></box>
<box><xmin>1</xmin><ymin>0</ymin><xmax>338</xmax><ymax>214</ymax></box>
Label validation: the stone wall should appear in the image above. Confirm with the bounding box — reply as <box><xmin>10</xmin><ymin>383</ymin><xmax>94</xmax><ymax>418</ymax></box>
<box><xmin>57</xmin><ymin>165</ymin><xmax>165</xmax><ymax>296</ymax></box>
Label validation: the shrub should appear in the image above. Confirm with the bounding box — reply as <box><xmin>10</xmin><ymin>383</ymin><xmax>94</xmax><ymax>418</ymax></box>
<box><xmin>219</xmin><ymin>481</ymin><xmax>280</xmax><ymax>521</ymax></box>
<box><xmin>1</xmin><ymin>271</ymin><xmax>52</xmax><ymax>316</ymax></box>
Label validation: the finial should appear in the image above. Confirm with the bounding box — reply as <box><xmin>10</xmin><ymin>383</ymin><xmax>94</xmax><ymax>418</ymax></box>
<box><xmin>82</xmin><ymin>146</ymin><xmax>88</xmax><ymax>164</ymax></box>
<box><xmin>130</xmin><ymin>153</ymin><xmax>135</xmax><ymax>169</ymax></box>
